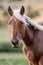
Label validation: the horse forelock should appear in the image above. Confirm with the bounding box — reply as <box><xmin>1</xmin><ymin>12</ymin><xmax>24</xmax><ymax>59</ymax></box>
<box><xmin>13</xmin><ymin>10</ymin><xmax>30</xmax><ymax>26</ymax></box>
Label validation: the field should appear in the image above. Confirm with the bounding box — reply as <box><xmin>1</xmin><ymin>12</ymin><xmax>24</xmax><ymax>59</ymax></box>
<box><xmin>0</xmin><ymin>1</ymin><xmax>43</xmax><ymax>65</ymax></box>
<box><xmin>0</xmin><ymin>53</ymin><xmax>28</xmax><ymax>65</ymax></box>
<box><xmin>0</xmin><ymin>27</ymin><xmax>10</xmax><ymax>42</ymax></box>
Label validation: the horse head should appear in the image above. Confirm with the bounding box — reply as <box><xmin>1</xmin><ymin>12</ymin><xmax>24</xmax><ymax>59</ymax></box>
<box><xmin>8</xmin><ymin>6</ymin><xmax>27</xmax><ymax>48</ymax></box>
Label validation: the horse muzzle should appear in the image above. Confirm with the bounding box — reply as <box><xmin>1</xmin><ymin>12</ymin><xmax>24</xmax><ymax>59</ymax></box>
<box><xmin>11</xmin><ymin>39</ymin><xmax>19</xmax><ymax>48</ymax></box>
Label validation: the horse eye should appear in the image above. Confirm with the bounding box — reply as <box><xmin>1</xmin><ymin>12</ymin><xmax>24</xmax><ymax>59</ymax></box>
<box><xmin>21</xmin><ymin>22</ymin><xmax>23</xmax><ymax>24</ymax></box>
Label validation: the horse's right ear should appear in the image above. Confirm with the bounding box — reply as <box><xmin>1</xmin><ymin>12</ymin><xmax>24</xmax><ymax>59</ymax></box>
<box><xmin>8</xmin><ymin>6</ymin><xmax>13</xmax><ymax>16</ymax></box>
<box><xmin>20</xmin><ymin>5</ymin><xmax>25</xmax><ymax>16</ymax></box>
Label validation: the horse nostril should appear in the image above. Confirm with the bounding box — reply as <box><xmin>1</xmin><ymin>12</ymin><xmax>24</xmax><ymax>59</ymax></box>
<box><xmin>11</xmin><ymin>39</ymin><xmax>19</xmax><ymax>48</ymax></box>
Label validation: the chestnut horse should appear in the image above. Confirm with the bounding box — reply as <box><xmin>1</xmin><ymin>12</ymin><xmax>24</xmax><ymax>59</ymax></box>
<box><xmin>8</xmin><ymin>6</ymin><xmax>43</xmax><ymax>65</ymax></box>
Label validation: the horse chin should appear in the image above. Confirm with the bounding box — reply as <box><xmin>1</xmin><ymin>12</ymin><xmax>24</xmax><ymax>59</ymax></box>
<box><xmin>12</xmin><ymin>44</ymin><xmax>19</xmax><ymax>48</ymax></box>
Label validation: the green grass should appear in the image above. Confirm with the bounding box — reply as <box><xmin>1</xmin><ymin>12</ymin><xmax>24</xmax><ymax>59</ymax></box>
<box><xmin>27</xmin><ymin>6</ymin><xmax>39</xmax><ymax>18</ymax></box>
<box><xmin>0</xmin><ymin>53</ymin><xmax>28</xmax><ymax>65</ymax></box>
<box><xmin>0</xmin><ymin>41</ymin><xmax>22</xmax><ymax>52</ymax></box>
<box><xmin>0</xmin><ymin>27</ymin><xmax>10</xmax><ymax>42</ymax></box>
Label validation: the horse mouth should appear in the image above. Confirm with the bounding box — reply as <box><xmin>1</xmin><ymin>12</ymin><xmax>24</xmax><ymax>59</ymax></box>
<box><xmin>12</xmin><ymin>44</ymin><xmax>18</xmax><ymax>48</ymax></box>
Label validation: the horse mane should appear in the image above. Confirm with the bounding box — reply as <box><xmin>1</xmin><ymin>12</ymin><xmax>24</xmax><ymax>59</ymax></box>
<box><xmin>24</xmin><ymin>16</ymin><xmax>38</xmax><ymax>31</ymax></box>
<box><xmin>13</xmin><ymin>9</ymin><xmax>43</xmax><ymax>31</ymax></box>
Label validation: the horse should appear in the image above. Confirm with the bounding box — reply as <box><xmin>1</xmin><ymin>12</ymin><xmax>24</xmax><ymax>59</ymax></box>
<box><xmin>8</xmin><ymin>5</ymin><xmax>43</xmax><ymax>65</ymax></box>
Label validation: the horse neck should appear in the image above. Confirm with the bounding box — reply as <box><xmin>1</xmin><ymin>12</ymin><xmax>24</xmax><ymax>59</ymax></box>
<box><xmin>22</xmin><ymin>26</ymin><xmax>34</xmax><ymax>47</ymax></box>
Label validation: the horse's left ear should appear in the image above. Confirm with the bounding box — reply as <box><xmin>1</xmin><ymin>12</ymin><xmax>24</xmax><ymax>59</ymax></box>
<box><xmin>8</xmin><ymin>6</ymin><xmax>13</xmax><ymax>16</ymax></box>
<box><xmin>20</xmin><ymin>5</ymin><xmax>25</xmax><ymax>16</ymax></box>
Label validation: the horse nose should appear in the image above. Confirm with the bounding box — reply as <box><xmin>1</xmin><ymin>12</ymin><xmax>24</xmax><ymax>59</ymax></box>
<box><xmin>11</xmin><ymin>39</ymin><xmax>19</xmax><ymax>48</ymax></box>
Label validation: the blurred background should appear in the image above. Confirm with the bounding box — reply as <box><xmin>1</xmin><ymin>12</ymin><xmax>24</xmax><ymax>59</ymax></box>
<box><xmin>0</xmin><ymin>0</ymin><xmax>43</xmax><ymax>65</ymax></box>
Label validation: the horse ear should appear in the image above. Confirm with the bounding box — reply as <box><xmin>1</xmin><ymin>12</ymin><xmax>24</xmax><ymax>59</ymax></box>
<box><xmin>8</xmin><ymin>6</ymin><xmax>13</xmax><ymax>16</ymax></box>
<box><xmin>20</xmin><ymin>5</ymin><xmax>25</xmax><ymax>16</ymax></box>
